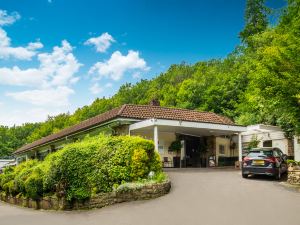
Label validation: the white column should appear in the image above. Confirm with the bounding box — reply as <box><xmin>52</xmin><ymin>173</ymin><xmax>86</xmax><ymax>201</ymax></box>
<box><xmin>180</xmin><ymin>140</ymin><xmax>185</xmax><ymax>168</ymax></box>
<box><xmin>238</xmin><ymin>133</ymin><xmax>242</xmax><ymax>162</ymax></box>
<box><xmin>154</xmin><ymin>125</ymin><xmax>159</xmax><ymax>152</ymax></box>
<box><xmin>294</xmin><ymin>136</ymin><xmax>300</xmax><ymax>161</ymax></box>
<box><xmin>180</xmin><ymin>140</ymin><xmax>185</xmax><ymax>160</ymax></box>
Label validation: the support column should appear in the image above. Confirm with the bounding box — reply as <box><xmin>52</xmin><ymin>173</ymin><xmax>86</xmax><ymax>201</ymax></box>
<box><xmin>154</xmin><ymin>125</ymin><xmax>159</xmax><ymax>152</ymax></box>
<box><xmin>238</xmin><ymin>133</ymin><xmax>242</xmax><ymax>162</ymax></box>
<box><xmin>180</xmin><ymin>140</ymin><xmax>185</xmax><ymax>168</ymax></box>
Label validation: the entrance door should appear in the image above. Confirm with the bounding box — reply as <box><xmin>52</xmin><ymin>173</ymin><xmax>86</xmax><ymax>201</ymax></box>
<box><xmin>185</xmin><ymin>137</ymin><xmax>201</xmax><ymax>167</ymax></box>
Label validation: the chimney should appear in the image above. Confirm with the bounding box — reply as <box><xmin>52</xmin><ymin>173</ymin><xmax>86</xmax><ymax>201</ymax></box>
<box><xmin>149</xmin><ymin>99</ymin><xmax>160</xmax><ymax>106</ymax></box>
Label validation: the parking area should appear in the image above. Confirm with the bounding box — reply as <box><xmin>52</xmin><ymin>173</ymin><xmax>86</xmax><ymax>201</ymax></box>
<box><xmin>0</xmin><ymin>168</ymin><xmax>299</xmax><ymax>225</ymax></box>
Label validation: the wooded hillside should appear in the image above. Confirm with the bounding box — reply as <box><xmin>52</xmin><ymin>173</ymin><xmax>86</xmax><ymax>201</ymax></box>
<box><xmin>1</xmin><ymin>0</ymin><xmax>299</xmax><ymax>157</ymax></box>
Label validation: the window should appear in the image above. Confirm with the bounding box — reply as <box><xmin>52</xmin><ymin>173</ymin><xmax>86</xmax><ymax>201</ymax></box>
<box><xmin>219</xmin><ymin>145</ymin><xmax>225</xmax><ymax>155</ymax></box>
<box><xmin>263</xmin><ymin>140</ymin><xmax>272</xmax><ymax>147</ymax></box>
<box><xmin>275</xmin><ymin>149</ymin><xmax>283</xmax><ymax>157</ymax></box>
<box><xmin>248</xmin><ymin>150</ymin><xmax>273</xmax><ymax>157</ymax></box>
<box><xmin>273</xmin><ymin>150</ymin><xmax>279</xmax><ymax>157</ymax></box>
<box><xmin>158</xmin><ymin>145</ymin><xmax>164</xmax><ymax>154</ymax></box>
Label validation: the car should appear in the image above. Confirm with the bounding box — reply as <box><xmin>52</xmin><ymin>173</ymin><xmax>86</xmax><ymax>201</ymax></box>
<box><xmin>242</xmin><ymin>147</ymin><xmax>287</xmax><ymax>180</ymax></box>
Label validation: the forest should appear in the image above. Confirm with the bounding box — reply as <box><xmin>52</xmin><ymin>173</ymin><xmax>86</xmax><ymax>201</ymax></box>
<box><xmin>0</xmin><ymin>0</ymin><xmax>299</xmax><ymax>157</ymax></box>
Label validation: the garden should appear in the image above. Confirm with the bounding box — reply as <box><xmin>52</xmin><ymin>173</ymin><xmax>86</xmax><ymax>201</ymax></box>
<box><xmin>0</xmin><ymin>135</ymin><xmax>170</xmax><ymax>210</ymax></box>
<box><xmin>287</xmin><ymin>160</ymin><xmax>300</xmax><ymax>186</ymax></box>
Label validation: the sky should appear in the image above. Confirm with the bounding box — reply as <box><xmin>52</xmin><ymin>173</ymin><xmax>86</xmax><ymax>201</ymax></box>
<box><xmin>0</xmin><ymin>0</ymin><xmax>286</xmax><ymax>126</ymax></box>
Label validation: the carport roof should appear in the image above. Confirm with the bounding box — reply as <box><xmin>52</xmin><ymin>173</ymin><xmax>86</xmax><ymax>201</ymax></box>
<box><xmin>14</xmin><ymin>104</ymin><xmax>238</xmax><ymax>154</ymax></box>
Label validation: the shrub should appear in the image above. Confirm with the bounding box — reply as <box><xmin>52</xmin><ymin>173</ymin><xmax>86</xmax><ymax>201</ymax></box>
<box><xmin>131</xmin><ymin>148</ymin><xmax>149</xmax><ymax>179</ymax></box>
<box><xmin>0</xmin><ymin>135</ymin><xmax>164</xmax><ymax>201</ymax></box>
<box><xmin>14</xmin><ymin>160</ymin><xmax>39</xmax><ymax>194</ymax></box>
<box><xmin>24</xmin><ymin>165</ymin><xmax>45</xmax><ymax>199</ymax></box>
<box><xmin>168</xmin><ymin>140</ymin><xmax>182</xmax><ymax>152</ymax></box>
<box><xmin>152</xmin><ymin>172</ymin><xmax>168</xmax><ymax>183</ymax></box>
<box><xmin>0</xmin><ymin>166</ymin><xmax>15</xmax><ymax>193</ymax></box>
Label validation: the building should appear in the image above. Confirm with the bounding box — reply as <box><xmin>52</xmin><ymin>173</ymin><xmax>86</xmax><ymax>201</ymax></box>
<box><xmin>0</xmin><ymin>159</ymin><xmax>16</xmax><ymax>170</ymax></box>
<box><xmin>14</xmin><ymin>104</ymin><xmax>246</xmax><ymax>167</ymax></box>
<box><xmin>241</xmin><ymin>124</ymin><xmax>299</xmax><ymax>160</ymax></box>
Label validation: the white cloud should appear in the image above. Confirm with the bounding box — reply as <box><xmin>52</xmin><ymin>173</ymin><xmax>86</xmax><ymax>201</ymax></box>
<box><xmin>6</xmin><ymin>86</ymin><xmax>74</xmax><ymax>107</ymax></box>
<box><xmin>2</xmin><ymin>40</ymin><xmax>82</xmax><ymax>107</ymax></box>
<box><xmin>0</xmin><ymin>40</ymin><xmax>81</xmax><ymax>88</ymax></box>
<box><xmin>89</xmin><ymin>83</ymin><xmax>103</xmax><ymax>94</ymax></box>
<box><xmin>89</xmin><ymin>50</ymin><xmax>149</xmax><ymax>81</ymax></box>
<box><xmin>38</xmin><ymin>40</ymin><xmax>81</xmax><ymax>87</ymax></box>
<box><xmin>0</xmin><ymin>106</ymin><xmax>69</xmax><ymax>126</ymax></box>
<box><xmin>0</xmin><ymin>10</ymin><xmax>43</xmax><ymax>60</ymax></box>
<box><xmin>0</xmin><ymin>10</ymin><xmax>20</xmax><ymax>26</ymax></box>
<box><xmin>84</xmin><ymin>32</ymin><xmax>115</xmax><ymax>53</ymax></box>
<box><xmin>0</xmin><ymin>10</ymin><xmax>82</xmax><ymax>125</ymax></box>
<box><xmin>0</xmin><ymin>66</ymin><xmax>45</xmax><ymax>87</ymax></box>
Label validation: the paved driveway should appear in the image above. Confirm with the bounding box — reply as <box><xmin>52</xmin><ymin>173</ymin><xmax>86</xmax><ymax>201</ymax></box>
<box><xmin>0</xmin><ymin>169</ymin><xmax>299</xmax><ymax>225</ymax></box>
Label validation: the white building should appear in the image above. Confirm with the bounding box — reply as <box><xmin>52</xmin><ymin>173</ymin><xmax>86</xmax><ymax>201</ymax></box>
<box><xmin>241</xmin><ymin>124</ymin><xmax>300</xmax><ymax>160</ymax></box>
<box><xmin>0</xmin><ymin>159</ymin><xmax>16</xmax><ymax>169</ymax></box>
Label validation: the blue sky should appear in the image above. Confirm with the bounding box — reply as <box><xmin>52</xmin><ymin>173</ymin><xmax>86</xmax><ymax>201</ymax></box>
<box><xmin>0</xmin><ymin>0</ymin><xmax>286</xmax><ymax>126</ymax></box>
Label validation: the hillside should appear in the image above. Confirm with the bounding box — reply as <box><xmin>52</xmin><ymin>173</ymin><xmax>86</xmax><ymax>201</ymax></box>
<box><xmin>0</xmin><ymin>0</ymin><xmax>299</xmax><ymax>157</ymax></box>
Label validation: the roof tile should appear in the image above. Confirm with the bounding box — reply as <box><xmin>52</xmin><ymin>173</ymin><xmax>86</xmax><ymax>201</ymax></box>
<box><xmin>14</xmin><ymin>104</ymin><xmax>235</xmax><ymax>154</ymax></box>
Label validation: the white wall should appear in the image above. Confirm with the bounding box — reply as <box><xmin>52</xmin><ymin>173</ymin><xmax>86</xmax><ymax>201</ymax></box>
<box><xmin>242</xmin><ymin>125</ymin><xmax>290</xmax><ymax>155</ymax></box>
<box><xmin>271</xmin><ymin>139</ymin><xmax>289</xmax><ymax>155</ymax></box>
<box><xmin>215</xmin><ymin>137</ymin><xmax>236</xmax><ymax>165</ymax></box>
<box><xmin>0</xmin><ymin>160</ymin><xmax>15</xmax><ymax>168</ymax></box>
<box><xmin>294</xmin><ymin>137</ymin><xmax>300</xmax><ymax>161</ymax></box>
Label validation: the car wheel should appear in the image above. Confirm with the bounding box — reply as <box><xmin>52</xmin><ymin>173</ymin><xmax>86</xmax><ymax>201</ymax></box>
<box><xmin>242</xmin><ymin>174</ymin><xmax>248</xmax><ymax>178</ymax></box>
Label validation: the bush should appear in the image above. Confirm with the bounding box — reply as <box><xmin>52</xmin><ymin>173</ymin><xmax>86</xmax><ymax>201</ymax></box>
<box><xmin>168</xmin><ymin>140</ymin><xmax>182</xmax><ymax>152</ymax></box>
<box><xmin>24</xmin><ymin>165</ymin><xmax>45</xmax><ymax>199</ymax></box>
<box><xmin>287</xmin><ymin>160</ymin><xmax>300</xmax><ymax>165</ymax></box>
<box><xmin>131</xmin><ymin>148</ymin><xmax>149</xmax><ymax>179</ymax></box>
<box><xmin>14</xmin><ymin>160</ymin><xmax>39</xmax><ymax>194</ymax></box>
<box><xmin>0</xmin><ymin>135</ymin><xmax>164</xmax><ymax>201</ymax></box>
<box><xmin>0</xmin><ymin>167</ymin><xmax>15</xmax><ymax>193</ymax></box>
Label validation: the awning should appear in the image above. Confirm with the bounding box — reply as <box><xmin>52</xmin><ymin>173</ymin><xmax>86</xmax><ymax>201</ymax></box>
<box><xmin>129</xmin><ymin>118</ymin><xmax>246</xmax><ymax>136</ymax></box>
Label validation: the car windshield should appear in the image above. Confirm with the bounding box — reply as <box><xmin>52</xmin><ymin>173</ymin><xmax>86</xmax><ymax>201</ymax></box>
<box><xmin>247</xmin><ymin>150</ymin><xmax>273</xmax><ymax>158</ymax></box>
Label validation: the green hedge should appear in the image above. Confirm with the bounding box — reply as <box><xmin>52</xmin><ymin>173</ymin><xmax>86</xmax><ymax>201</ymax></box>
<box><xmin>0</xmin><ymin>135</ymin><xmax>163</xmax><ymax>201</ymax></box>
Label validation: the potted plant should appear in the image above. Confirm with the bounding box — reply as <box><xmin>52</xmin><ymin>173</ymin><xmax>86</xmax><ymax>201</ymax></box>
<box><xmin>168</xmin><ymin>140</ymin><xmax>182</xmax><ymax>154</ymax></box>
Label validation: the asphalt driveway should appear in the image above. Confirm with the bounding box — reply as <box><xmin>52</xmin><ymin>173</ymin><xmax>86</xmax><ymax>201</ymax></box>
<box><xmin>0</xmin><ymin>168</ymin><xmax>299</xmax><ymax>225</ymax></box>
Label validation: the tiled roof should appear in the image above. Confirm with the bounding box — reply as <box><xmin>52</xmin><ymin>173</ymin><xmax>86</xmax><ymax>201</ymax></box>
<box><xmin>14</xmin><ymin>104</ymin><xmax>235</xmax><ymax>154</ymax></box>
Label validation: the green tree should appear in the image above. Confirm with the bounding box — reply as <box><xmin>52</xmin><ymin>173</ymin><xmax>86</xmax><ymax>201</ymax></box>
<box><xmin>239</xmin><ymin>0</ymin><xmax>269</xmax><ymax>47</ymax></box>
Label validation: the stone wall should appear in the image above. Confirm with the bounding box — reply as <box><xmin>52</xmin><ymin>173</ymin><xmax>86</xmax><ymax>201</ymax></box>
<box><xmin>0</xmin><ymin>180</ymin><xmax>171</xmax><ymax>210</ymax></box>
<box><xmin>287</xmin><ymin>168</ymin><xmax>300</xmax><ymax>185</ymax></box>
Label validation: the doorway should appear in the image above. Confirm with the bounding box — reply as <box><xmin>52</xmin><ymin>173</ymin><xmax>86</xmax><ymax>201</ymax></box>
<box><xmin>185</xmin><ymin>137</ymin><xmax>200</xmax><ymax>167</ymax></box>
<box><xmin>184</xmin><ymin>135</ymin><xmax>208</xmax><ymax>167</ymax></box>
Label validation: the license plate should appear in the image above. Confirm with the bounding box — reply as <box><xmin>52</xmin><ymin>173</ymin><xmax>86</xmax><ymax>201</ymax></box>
<box><xmin>252</xmin><ymin>160</ymin><xmax>265</xmax><ymax>166</ymax></box>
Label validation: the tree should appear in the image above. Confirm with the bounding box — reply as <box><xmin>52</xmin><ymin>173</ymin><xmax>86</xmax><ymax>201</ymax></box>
<box><xmin>2</xmin><ymin>0</ymin><xmax>299</xmax><ymax>156</ymax></box>
<box><xmin>239</xmin><ymin>0</ymin><xmax>269</xmax><ymax>47</ymax></box>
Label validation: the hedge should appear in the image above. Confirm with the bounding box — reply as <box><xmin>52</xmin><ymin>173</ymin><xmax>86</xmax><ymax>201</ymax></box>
<box><xmin>0</xmin><ymin>135</ymin><xmax>164</xmax><ymax>201</ymax></box>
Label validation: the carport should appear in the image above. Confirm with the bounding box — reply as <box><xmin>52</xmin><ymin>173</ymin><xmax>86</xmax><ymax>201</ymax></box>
<box><xmin>129</xmin><ymin>118</ymin><xmax>246</xmax><ymax>167</ymax></box>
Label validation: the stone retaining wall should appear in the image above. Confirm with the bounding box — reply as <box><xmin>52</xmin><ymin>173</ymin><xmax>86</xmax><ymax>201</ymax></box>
<box><xmin>0</xmin><ymin>180</ymin><xmax>171</xmax><ymax>210</ymax></box>
<box><xmin>287</xmin><ymin>169</ymin><xmax>300</xmax><ymax>185</ymax></box>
